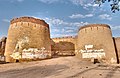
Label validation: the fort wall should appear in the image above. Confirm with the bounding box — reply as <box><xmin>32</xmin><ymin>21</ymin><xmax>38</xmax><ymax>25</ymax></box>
<box><xmin>2</xmin><ymin>16</ymin><xmax>120</xmax><ymax>64</ymax></box>
<box><xmin>77</xmin><ymin>24</ymin><xmax>117</xmax><ymax>63</ymax></box>
<box><xmin>0</xmin><ymin>37</ymin><xmax>7</xmax><ymax>56</ymax></box>
<box><xmin>51</xmin><ymin>36</ymin><xmax>77</xmax><ymax>56</ymax></box>
<box><xmin>114</xmin><ymin>37</ymin><xmax>120</xmax><ymax>63</ymax></box>
<box><xmin>5</xmin><ymin>17</ymin><xmax>51</xmax><ymax>62</ymax></box>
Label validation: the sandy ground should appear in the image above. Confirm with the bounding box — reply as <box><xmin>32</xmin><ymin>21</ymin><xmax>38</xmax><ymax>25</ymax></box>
<box><xmin>0</xmin><ymin>56</ymin><xmax>120</xmax><ymax>78</ymax></box>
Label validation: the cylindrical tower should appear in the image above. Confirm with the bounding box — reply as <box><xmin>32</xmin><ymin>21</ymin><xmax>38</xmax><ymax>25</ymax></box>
<box><xmin>77</xmin><ymin>24</ymin><xmax>117</xmax><ymax>63</ymax></box>
<box><xmin>5</xmin><ymin>17</ymin><xmax>51</xmax><ymax>62</ymax></box>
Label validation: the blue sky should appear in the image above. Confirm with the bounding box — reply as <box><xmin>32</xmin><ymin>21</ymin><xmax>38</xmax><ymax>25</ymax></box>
<box><xmin>0</xmin><ymin>0</ymin><xmax>120</xmax><ymax>38</ymax></box>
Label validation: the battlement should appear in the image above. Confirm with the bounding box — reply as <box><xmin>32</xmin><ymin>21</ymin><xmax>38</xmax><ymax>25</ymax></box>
<box><xmin>52</xmin><ymin>36</ymin><xmax>76</xmax><ymax>39</ymax></box>
<box><xmin>79</xmin><ymin>24</ymin><xmax>110</xmax><ymax>31</ymax></box>
<box><xmin>10</xmin><ymin>17</ymin><xmax>49</xmax><ymax>28</ymax></box>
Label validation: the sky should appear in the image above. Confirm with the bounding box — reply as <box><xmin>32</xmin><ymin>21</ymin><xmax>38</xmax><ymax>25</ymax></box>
<box><xmin>0</xmin><ymin>0</ymin><xmax>120</xmax><ymax>38</ymax></box>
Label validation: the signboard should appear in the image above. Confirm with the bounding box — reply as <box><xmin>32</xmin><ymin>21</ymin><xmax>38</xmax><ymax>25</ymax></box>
<box><xmin>85</xmin><ymin>45</ymin><xmax>93</xmax><ymax>50</ymax></box>
<box><xmin>82</xmin><ymin>52</ymin><xmax>105</xmax><ymax>58</ymax></box>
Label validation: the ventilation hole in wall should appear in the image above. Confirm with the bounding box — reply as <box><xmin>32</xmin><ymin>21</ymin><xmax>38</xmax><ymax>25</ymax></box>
<box><xmin>34</xmin><ymin>24</ymin><xmax>36</xmax><ymax>27</ymax></box>
<box><xmin>16</xmin><ymin>23</ymin><xmax>17</xmax><ymax>26</ymax></box>
<box><xmin>91</xmin><ymin>27</ymin><xmax>92</xmax><ymax>30</ymax></box>
<box><xmin>97</xmin><ymin>27</ymin><xmax>98</xmax><ymax>30</ymax></box>
<box><xmin>28</xmin><ymin>23</ymin><xmax>29</xmax><ymax>26</ymax></box>
<box><xmin>85</xmin><ymin>29</ymin><xmax>87</xmax><ymax>32</ymax></box>
<box><xmin>16</xmin><ymin>59</ymin><xmax>19</xmax><ymax>63</ymax></box>
<box><xmin>21</xmin><ymin>22</ymin><xmax>23</xmax><ymax>25</ymax></box>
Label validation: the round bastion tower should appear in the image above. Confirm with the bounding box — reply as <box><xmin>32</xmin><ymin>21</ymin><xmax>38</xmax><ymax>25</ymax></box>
<box><xmin>77</xmin><ymin>24</ymin><xmax>117</xmax><ymax>63</ymax></box>
<box><xmin>5</xmin><ymin>17</ymin><xmax>51</xmax><ymax>62</ymax></box>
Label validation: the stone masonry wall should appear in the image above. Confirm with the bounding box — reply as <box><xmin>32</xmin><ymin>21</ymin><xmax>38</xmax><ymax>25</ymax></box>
<box><xmin>51</xmin><ymin>36</ymin><xmax>76</xmax><ymax>56</ymax></box>
<box><xmin>5</xmin><ymin>17</ymin><xmax>51</xmax><ymax>62</ymax></box>
<box><xmin>114</xmin><ymin>37</ymin><xmax>120</xmax><ymax>63</ymax></box>
<box><xmin>0</xmin><ymin>37</ymin><xmax>7</xmax><ymax>56</ymax></box>
<box><xmin>77</xmin><ymin>24</ymin><xmax>117</xmax><ymax>63</ymax></box>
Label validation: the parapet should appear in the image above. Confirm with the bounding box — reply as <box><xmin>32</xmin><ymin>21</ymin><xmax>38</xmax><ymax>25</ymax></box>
<box><xmin>52</xmin><ymin>36</ymin><xmax>76</xmax><ymax>39</ymax></box>
<box><xmin>79</xmin><ymin>24</ymin><xmax>111</xmax><ymax>31</ymax></box>
<box><xmin>10</xmin><ymin>17</ymin><xmax>49</xmax><ymax>28</ymax></box>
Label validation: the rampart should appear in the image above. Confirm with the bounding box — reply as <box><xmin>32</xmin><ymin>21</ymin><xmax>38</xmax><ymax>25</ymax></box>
<box><xmin>51</xmin><ymin>36</ymin><xmax>77</xmax><ymax>56</ymax></box>
<box><xmin>0</xmin><ymin>37</ymin><xmax>7</xmax><ymax>56</ymax></box>
<box><xmin>5</xmin><ymin>17</ymin><xmax>51</xmax><ymax>62</ymax></box>
<box><xmin>77</xmin><ymin>24</ymin><xmax>117</xmax><ymax>63</ymax></box>
<box><xmin>114</xmin><ymin>37</ymin><xmax>120</xmax><ymax>63</ymax></box>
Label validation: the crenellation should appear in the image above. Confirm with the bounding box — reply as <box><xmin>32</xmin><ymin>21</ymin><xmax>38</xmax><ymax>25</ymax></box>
<box><xmin>10</xmin><ymin>17</ymin><xmax>49</xmax><ymax>28</ymax></box>
<box><xmin>79</xmin><ymin>24</ymin><xmax>110</xmax><ymax>31</ymax></box>
<box><xmin>52</xmin><ymin>36</ymin><xmax>76</xmax><ymax>40</ymax></box>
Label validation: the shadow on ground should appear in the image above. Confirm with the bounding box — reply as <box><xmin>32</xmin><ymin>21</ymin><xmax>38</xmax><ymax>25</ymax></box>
<box><xmin>67</xmin><ymin>64</ymin><xmax>120</xmax><ymax>78</ymax></box>
<box><xmin>0</xmin><ymin>64</ymin><xmax>69</xmax><ymax>78</ymax></box>
<box><xmin>0</xmin><ymin>61</ymin><xmax>6</xmax><ymax>64</ymax></box>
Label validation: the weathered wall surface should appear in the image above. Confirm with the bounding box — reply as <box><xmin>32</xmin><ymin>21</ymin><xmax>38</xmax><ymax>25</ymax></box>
<box><xmin>114</xmin><ymin>37</ymin><xmax>120</xmax><ymax>63</ymax></box>
<box><xmin>0</xmin><ymin>37</ymin><xmax>7</xmax><ymax>56</ymax></box>
<box><xmin>51</xmin><ymin>36</ymin><xmax>76</xmax><ymax>56</ymax></box>
<box><xmin>77</xmin><ymin>24</ymin><xmax>117</xmax><ymax>63</ymax></box>
<box><xmin>5</xmin><ymin>17</ymin><xmax>51</xmax><ymax>62</ymax></box>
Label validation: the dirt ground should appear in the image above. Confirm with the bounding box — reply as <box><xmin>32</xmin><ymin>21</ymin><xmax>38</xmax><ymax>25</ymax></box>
<box><xmin>0</xmin><ymin>56</ymin><xmax>120</xmax><ymax>78</ymax></box>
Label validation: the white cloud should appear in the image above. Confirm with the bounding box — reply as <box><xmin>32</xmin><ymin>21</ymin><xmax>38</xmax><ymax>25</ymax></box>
<box><xmin>32</xmin><ymin>16</ymin><xmax>89</xmax><ymax>38</ymax></box>
<box><xmin>69</xmin><ymin>14</ymin><xmax>84</xmax><ymax>18</ymax></box>
<box><xmin>85</xmin><ymin>14</ymin><xmax>93</xmax><ymax>17</ymax></box>
<box><xmin>69</xmin><ymin>0</ymin><xmax>84</xmax><ymax>5</ymax></box>
<box><xmin>61</xmin><ymin>28</ymin><xmax>74</xmax><ymax>33</ymax></box>
<box><xmin>93</xmin><ymin>4</ymin><xmax>99</xmax><ymax>7</ymax></box>
<box><xmin>99</xmin><ymin>14</ymin><xmax>112</xmax><ymax>20</ymax></box>
<box><xmin>111</xmin><ymin>26</ymin><xmax>120</xmax><ymax>30</ymax></box>
<box><xmin>69</xmin><ymin>0</ymin><xmax>105</xmax><ymax>13</ymax></box>
<box><xmin>51</xmin><ymin>33</ymin><xmax>77</xmax><ymax>38</ymax></box>
<box><xmin>2</xmin><ymin>19</ymin><xmax>10</xmax><ymax>23</ymax></box>
<box><xmin>17</xmin><ymin>0</ymin><xmax>24</xmax><ymax>2</ymax></box>
<box><xmin>44</xmin><ymin>17</ymin><xmax>89</xmax><ymax>26</ymax></box>
<box><xmin>52</xmin><ymin>29</ymin><xmax>60</xmax><ymax>32</ymax></box>
<box><xmin>38</xmin><ymin>0</ymin><xmax>59</xmax><ymax>4</ymax></box>
<box><xmin>38</xmin><ymin>0</ymin><xmax>93</xmax><ymax>5</ymax></box>
<box><xmin>44</xmin><ymin>17</ymin><xmax>89</xmax><ymax>37</ymax></box>
<box><xmin>10</xmin><ymin>0</ymin><xmax>24</xmax><ymax>3</ymax></box>
<box><xmin>69</xmin><ymin>0</ymin><xmax>93</xmax><ymax>5</ymax></box>
<box><xmin>84</xmin><ymin>3</ymin><xmax>99</xmax><ymax>7</ymax></box>
<box><xmin>69</xmin><ymin>13</ymin><xmax>93</xmax><ymax>19</ymax></box>
<box><xmin>37</xmin><ymin>0</ymin><xmax>96</xmax><ymax>7</ymax></box>
<box><xmin>69</xmin><ymin>0</ymin><xmax>96</xmax><ymax>7</ymax></box>
<box><xmin>65</xmin><ymin>29</ymin><xmax>74</xmax><ymax>33</ymax></box>
<box><xmin>44</xmin><ymin>18</ymin><xmax>64</xmax><ymax>26</ymax></box>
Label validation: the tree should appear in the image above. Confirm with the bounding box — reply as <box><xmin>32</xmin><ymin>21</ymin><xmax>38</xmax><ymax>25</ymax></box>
<box><xmin>94</xmin><ymin>0</ymin><xmax>120</xmax><ymax>13</ymax></box>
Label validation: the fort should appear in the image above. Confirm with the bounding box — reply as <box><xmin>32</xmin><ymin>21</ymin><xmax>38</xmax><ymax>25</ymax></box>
<box><xmin>1</xmin><ymin>16</ymin><xmax>120</xmax><ymax>64</ymax></box>
<box><xmin>77</xmin><ymin>24</ymin><xmax>119</xmax><ymax>63</ymax></box>
<box><xmin>4</xmin><ymin>17</ymin><xmax>51</xmax><ymax>62</ymax></box>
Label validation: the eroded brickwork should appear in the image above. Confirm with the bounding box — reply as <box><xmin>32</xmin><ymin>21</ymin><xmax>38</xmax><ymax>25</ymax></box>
<box><xmin>0</xmin><ymin>37</ymin><xmax>7</xmax><ymax>56</ymax></box>
<box><xmin>77</xmin><ymin>24</ymin><xmax>117</xmax><ymax>63</ymax></box>
<box><xmin>51</xmin><ymin>36</ymin><xmax>76</xmax><ymax>56</ymax></box>
<box><xmin>5</xmin><ymin>17</ymin><xmax>51</xmax><ymax>62</ymax></box>
<box><xmin>114</xmin><ymin>37</ymin><xmax>120</xmax><ymax>63</ymax></box>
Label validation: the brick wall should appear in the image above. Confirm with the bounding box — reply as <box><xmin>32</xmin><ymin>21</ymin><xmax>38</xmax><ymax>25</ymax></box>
<box><xmin>5</xmin><ymin>17</ymin><xmax>51</xmax><ymax>62</ymax></box>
